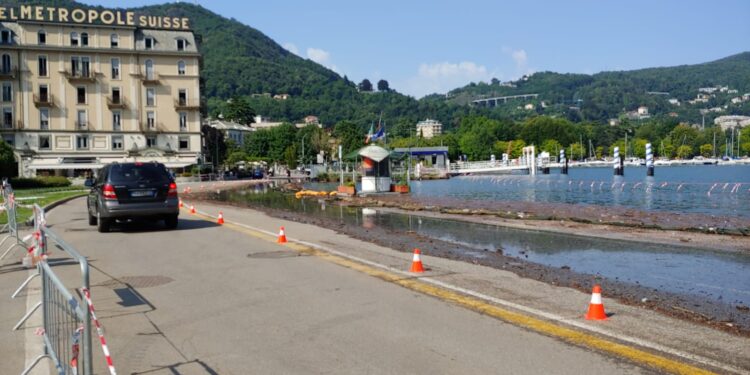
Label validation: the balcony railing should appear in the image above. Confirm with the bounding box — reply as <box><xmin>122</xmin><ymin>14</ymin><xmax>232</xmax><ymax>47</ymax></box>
<box><xmin>33</xmin><ymin>93</ymin><xmax>55</xmax><ymax>108</ymax></box>
<box><xmin>1</xmin><ymin>120</ymin><xmax>21</xmax><ymax>129</ymax></box>
<box><xmin>174</xmin><ymin>98</ymin><xmax>200</xmax><ymax>110</ymax></box>
<box><xmin>76</xmin><ymin>121</ymin><xmax>89</xmax><ymax>130</ymax></box>
<box><xmin>106</xmin><ymin>96</ymin><xmax>127</xmax><ymax>109</ymax></box>
<box><xmin>135</xmin><ymin>72</ymin><xmax>160</xmax><ymax>85</ymax></box>
<box><xmin>62</xmin><ymin>70</ymin><xmax>97</xmax><ymax>83</ymax></box>
<box><xmin>140</xmin><ymin>120</ymin><xmax>167</xmax><ymax>133</ymax></box>
<box><xmin>0</xmin><ymin>67</ymin><xmax>18</xmax><ymax>79</ymax></box>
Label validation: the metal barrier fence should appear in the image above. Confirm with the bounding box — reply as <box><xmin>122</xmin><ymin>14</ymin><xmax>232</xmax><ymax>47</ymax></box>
<box><xmin>0</xmin><ymin>181</ymin><xmax>25</xmax><ymax>261</ymax></box>
<box><xmin>5</xmin><ymin>196</ymin><xmax>94</xmax><ymax>374</ymax></box>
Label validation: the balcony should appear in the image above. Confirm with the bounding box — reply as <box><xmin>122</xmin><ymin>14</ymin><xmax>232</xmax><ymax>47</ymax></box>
<box><xmin>76</xmin><ymin>121</ymin><xmax>89</xmax><ymax>130</ymax></box>
<box><xmin>139</xmin><ymin>119</ymin><xmax>166</xmax><ymax>133</ymax></box>
<box><xmin>133</xmin><ymin>72</ymin><xmax>161</xmax><ymax>86</ymax></box>
<box><xmin>0</xmin><ymin>67</ymin><xmax>17</xmax><ymax>79</ymax></box>
<box><xmin>174</xmin><ymin>98</ymin><xmax>200</xmax><ymax>110</ymax></box>
<box><xmin>33</xmin><ymin>93</ymin><xmax>55</xmax><ymax>108</ymax></box>
<box><xmin>62</xmin><ymin>70</ymin><xmax>97</xmax><ymax>83</ymax></box>
<box><xmin>1</xmin><ymin>120</ymin><xmax>21</xmax><ymax>129</ymax></box>
<box><xmin>106</xmin><ymin>96</ymin><xmax>127</xmax><ymax>109</ymax></box>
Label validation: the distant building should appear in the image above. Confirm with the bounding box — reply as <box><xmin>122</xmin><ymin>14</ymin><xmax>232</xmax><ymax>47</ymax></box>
<box><xmin>668</xmin><ymin>112</ymin><xmax>679</xmax><ymax>117</ymax></box>
<box><xmin>416</xmin><ymin>119</ymin><xmax>443</xmax><ymax>139</ymax></box>
<box><xmin>668</xmin><ymin>98</ymin><xmax>680</xmax><ymax>106</ymax></box>
<box><xmin>609</xmin><ymin>118</ymin><xmax>620</xmax><ymax>126</ymax></box>
<box><xmin>698</xmin><ymin>87</ymin><xmax>719</xmax><ymax>94</ymax></box>
<box><xmin>714</xmin><ymin>115</ymin><xmax>750</xmax><ymax>131</ymax></box>
<box><xmin>637</xmin><ymin>106</ymin><xmax>649</xmax><ymax>115</ymax></box>
<box><xmin>251</xmin><ymin>115</ymin><xmax>284</xmax><ymax>130</ymax></box>
<box><xmin>273</xmin><ymin>93</ymin><xmax>290</xmax><ymax>100</ymax></box>
<box><xmin>524</xmin><ymin>103</ymin><xmax>535</xmax><ymax>110</ymax></box>
<box><xmin>206</xmin><ymin>119</ymin><xmax>254</xmax><ymax>147</ymax></box>
<box><xmin>304</xmin><ymin>115</ymin><xmax>319</xmax><ymax>125</ymax></box>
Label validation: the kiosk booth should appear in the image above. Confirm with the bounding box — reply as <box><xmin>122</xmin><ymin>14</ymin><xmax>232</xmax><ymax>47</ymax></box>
<box><xmin>358</xmin><ymin>145</ymin><xmax>391</xmax><ymax>193</ymax></box>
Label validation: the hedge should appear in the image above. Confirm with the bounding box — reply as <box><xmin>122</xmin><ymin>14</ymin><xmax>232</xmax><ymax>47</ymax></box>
<box><xmin>10</xmin><ymin>176</ymin><xmax>72</xmax><ymax>189</ymax></box>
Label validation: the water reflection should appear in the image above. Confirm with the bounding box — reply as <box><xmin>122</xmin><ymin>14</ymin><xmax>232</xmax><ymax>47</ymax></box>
<box><xmin>216</xmin><ymin>187</ymin><xmax>750</xmax><ymax>305</ymax></box>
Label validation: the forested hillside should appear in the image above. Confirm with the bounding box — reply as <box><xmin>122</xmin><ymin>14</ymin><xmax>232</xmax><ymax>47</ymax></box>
<box><xmin>439</xmin><ymin>53</ymin><xmax>750</xmax><ymax>123</ymax></box>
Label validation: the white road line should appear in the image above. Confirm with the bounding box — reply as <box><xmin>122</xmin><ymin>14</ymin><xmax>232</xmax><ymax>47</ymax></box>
<box><xmin>207</xmin><ymin>212</ymin><xmax>747</xmax><ymax>375</ymax></box>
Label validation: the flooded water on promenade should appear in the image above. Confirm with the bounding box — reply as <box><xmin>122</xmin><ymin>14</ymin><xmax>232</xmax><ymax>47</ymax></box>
<box><xmin>215</xmin><ymin>187</ymin><xmax>750</xmax><ymax>306</ymax></box>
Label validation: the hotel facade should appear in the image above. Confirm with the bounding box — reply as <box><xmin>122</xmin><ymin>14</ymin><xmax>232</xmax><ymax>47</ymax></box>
<box><xmin>0</xmin><ymin>6</ymin><xmax>202</xmax><ymax>177</ymax></box>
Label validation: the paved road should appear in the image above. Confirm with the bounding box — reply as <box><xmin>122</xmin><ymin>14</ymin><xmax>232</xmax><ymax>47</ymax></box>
<box><xmin>4</xmin><ymin>197</ymin><xmax>663</xmax><ymax>374</ymax></box>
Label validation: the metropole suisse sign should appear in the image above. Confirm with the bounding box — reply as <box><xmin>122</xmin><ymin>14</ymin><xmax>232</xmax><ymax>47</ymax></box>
<box><xmin>0</xmin><ymin>5</ymin><xmax>190</xmax><ymax>30</ymax></box>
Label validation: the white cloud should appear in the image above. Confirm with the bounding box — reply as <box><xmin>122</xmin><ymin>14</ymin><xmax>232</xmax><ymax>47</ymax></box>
<box><xmin>401</xmin><ymin>61</ymin><xmax>491</xmax><ymax>98</ymax></box>
<box><xmin>282</xmin><ymin>42</ymin><xmax>299</xmax><ymax>56</ymax></box>
<box><xmin>503</xmin><ymin>47</ymin><xmax>534</xmax><ymax>77</ymax></box>
<box><xmin>306</xmin><ymin>47</ymin><xmax>331</xmax><ymax>65</ymax></box>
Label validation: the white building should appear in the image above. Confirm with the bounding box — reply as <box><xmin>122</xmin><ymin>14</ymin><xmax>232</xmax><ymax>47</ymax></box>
<box><xmin>714</xmin><ymin>115</ymin><xmax>750</xmax><ymax>131</ymax></box>
<box><xmin>668</xmin><ymin>98</ymin><xmax>680</xmax><ymax>106</ymax></box>
<box><xmin>416</xmin><ymin>119</ymin><xmax>442</xmax><ymax>139</ymax></box>
<box><xmin>206</xmin><ymin>119</ymin><xmax>253</xmax><ymax>147</ymax></box>
<box><xmin>637</xmin><ymin>106</ymin><xmax>649</xmax><ymax>115</ymax></box>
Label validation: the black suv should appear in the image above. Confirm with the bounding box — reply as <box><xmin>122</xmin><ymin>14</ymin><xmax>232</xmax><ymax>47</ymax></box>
<box><xmin>87</xmin><ymin>162</ymin><xmax>179</xmax><ymax>232</ymax></box>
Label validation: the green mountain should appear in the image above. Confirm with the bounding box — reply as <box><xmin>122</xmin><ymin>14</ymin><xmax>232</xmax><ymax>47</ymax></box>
<box><xmin>438</xmin><ymin>52</ymin><xmax>750</xmax><ymax>123</ymax></box>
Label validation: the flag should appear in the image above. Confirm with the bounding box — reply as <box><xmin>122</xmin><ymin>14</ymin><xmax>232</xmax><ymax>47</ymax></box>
<box><xmin>370</xmin><ymin>124</ymin><xmax>385</xmax><ymax>142</ymax></box>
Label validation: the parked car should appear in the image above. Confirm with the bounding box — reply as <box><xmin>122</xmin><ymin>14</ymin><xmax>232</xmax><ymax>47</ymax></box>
<box><xmin>251</xmin><ymin>168</ymin><xmax>264</xmax><ymax>179</ymax></box>
<box><xmin>86</xmin><ymin>162</ymin><xmax>179</xmax><ymax>232</ymax></box>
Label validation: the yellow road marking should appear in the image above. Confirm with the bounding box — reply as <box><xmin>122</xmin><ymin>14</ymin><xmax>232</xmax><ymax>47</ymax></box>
<box><xmin>184</xmin><ymin>207</ymin><xmax>719</xmax><ymax>375</ymax></box>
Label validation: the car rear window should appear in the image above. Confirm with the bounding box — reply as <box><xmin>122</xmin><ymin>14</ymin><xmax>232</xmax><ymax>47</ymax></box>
<box><xmin>108</xmin><ymin>164</ymin><xmax>170</xmax><ymax>184</ymax></box>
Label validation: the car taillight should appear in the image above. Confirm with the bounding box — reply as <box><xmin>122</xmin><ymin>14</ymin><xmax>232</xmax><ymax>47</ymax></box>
<box><xmin>168</xmin><ymin>182</ymin><xmax>177</xmax><ymax>197</ymax></box>
<box><xmin>103</xmin><ymin>184</ymin><xmax>117</xmax><ymax>200</ymax></box>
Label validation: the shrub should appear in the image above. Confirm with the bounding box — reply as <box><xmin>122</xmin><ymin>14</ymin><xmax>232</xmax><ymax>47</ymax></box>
<box><xmin>10</xmin><ymin>176</ymin><xmax>71</xmax><ymax>189</ymax></box>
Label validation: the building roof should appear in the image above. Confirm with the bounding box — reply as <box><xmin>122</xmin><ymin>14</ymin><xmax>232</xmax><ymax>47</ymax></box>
<box><xmin>207</xmin><ymin>119</ymin><xmax>254</xmax><ymax>132</ymax></box>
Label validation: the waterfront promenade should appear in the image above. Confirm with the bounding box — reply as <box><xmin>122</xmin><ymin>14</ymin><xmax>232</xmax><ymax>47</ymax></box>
<box><xmin>1</xmin><ymin>195</ymin><xmax>746</xmax><ymax>374</ymax></box>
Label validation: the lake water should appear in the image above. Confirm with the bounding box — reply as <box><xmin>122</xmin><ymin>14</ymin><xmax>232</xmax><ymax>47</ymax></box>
<box><xmin>405</xmin><ymin>165</ymin><xmax>750</xmax><ymax>217</ymax></box>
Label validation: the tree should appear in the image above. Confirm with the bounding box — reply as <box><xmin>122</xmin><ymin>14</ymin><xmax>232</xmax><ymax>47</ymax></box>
<box><xmin>569</xmin><ymin>143</ymin><xmax>585</xmax><ymax>161</ymax></box>
<box><xmin>540</xmin><ymin>139</ymin><xmax>562</xmax><ymax>155</ymax></box>
<box><xmin>377</xmin><ymin>79</ymin><xmax>390</xmax><ymax>92</ymax></box>
<box><xmin>269</xmin><ymin>123</ymin><xmax>298</xmax><ymax>162</ymax></box>
<box><xmin>283</xmin><ymin>145</ymin><xmax>298</xmax><ymax>169</ymax></box>
<box><xmin>595</xmin><ymin>146</ymin><xmax>604</xmax><ymax>159</ymax></box>
<box><xmin>676</xmin><ymin>145</ymin><xmax>693</xmax><ymax>159</ymax></box>
<box><xmin>358</xmin><ymin>79</ymin><xmax>373</xmax><ymax>92</ymax></box>
<box><xmin>201</xmin><ymin>125</ymin><xmax>228</xmax><ymax>167</ymax></box>
<box><xmin>225</xmin><ymin>150</ymin><xmax>250</xmax><ymax>166</ymax></box>
<box><xmin>632</xmin><ymin>138</ymin><xmax>648</xmax><ymax>159</ymax></box>
<box><xmin>699</xmin><ymin>144</ymin><xmax>713</xmax><ymax>158</ymax></box>
<box><xmin>333</xmin><ymin>121</ymin><xmax>364</xmax><ymax>155</ymax></box>
<box><xmin>224</xmin><ymin>96</ymin><xmax>256</xmax><ymax>125</ymax></box>
<box><xmin>0</xmin><ymin>140</ymin><xmax>15</xmax><ymax>177</ymax></box>
<box><xmin>244</xmin><ymin>129</ymin><xmax>271</xmax><ymax>159</ymax></box>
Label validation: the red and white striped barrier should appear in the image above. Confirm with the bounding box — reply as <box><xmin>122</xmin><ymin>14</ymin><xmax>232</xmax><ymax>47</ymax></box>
<box><xmin>81</xmin><ymin>288</ymin><xmax>117</xmax><ymax>375</ymax></box>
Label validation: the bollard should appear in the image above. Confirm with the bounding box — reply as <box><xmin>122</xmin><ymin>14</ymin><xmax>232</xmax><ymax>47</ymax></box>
<box><xmin>646</xmin><ymin>143</ymin><xmax>654</xmax><ymax>176</ymax></box>
<box><xmin>613</xmin><ymin>147</ymin><xmax>623</xmax><ymax>176</ymax></box>
<box><xmin>560</xmin><ymin>149</ymin><xmax>568</xmax><ymax>174</ymax></box>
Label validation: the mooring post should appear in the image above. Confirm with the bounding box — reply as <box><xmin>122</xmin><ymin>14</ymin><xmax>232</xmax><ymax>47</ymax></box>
<box><xmin>613</xmin><ymin>147</ymin><xmax>623</xmax><ymax>176</ymax></box>
<box><xmin>646</xmin><ymin>143</ymin><xmax>654</xmax><ymax>176</ymax></box>
<box><xmin>560</xmin><ymin>149</ymin><xmax>568</xmax><ymax>174</ymax></box>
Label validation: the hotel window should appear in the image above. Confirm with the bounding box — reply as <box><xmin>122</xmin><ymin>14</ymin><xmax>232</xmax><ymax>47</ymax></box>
<box><xmin>179</xmin><ymin>112</ymin><xmax>187</xmax><ymax>131</ymax></box>
<box><xmin>176</xmin><ymin>38</ymin><xmax>185</xmax><ymax>51</ymax></box>
<box><xmin>1</xmin><ymin>54</ymin><xmax>11</xmax><ymax>73</ymax></box>
<box><xmin>112</xmin><ymin>111</ymin><xmax>121</xmax><ymax>131</ymax></box>
<box><xmin>1</xmin><ymin>30</ymin><xmax>10</xmax><ymax>44</ymax></box>
<box><xmin>38</xmin><ymin>55</ymin><xmax>48</xmax><ymax>77</ymax></box>
<box><xmin>1</xmin><ymin>83</ymin><xmax>11</xmax><ymax>102</ymax></box>
<box><xmin>177</xmin><ymin>60</ymin><xmax>186</xmax><ymax>75</ymax></box>
<box><xmin>144</xmin><ymin>59</ymin><xmax>154</xmax><ymax>79</ymax></box>
<box><xmin>146</xmin><ymin>136</ymin><xmax>156</xmax><ymax>148</ymax></box>
<box><xmin>39</xmin><ymin>135</ymin><xmax>51</xmax><ymax>150</ymax></box>
<box><xmin>77</xmin><ymin>87</ymin><xmax>86</xmax><ymax>104</ymax></box>
<box><xmin>144</xmin><ymin>37</ymin><xmax>154</xmax><ymax>50</ymax></box>
<box><xmin>111</xmin><ymin>58</ymin><xmax>120</xmax><ymax>79</ymax></box>
<box><xmin>178</xmin><ymin>89</ymin><xmax>187</xmax><ymax>106</ymax></box>
<box><xmin>71</xmin><ymin>56</ymin><xmax>90</xmax><ymax>77</ymax></box>
<box><xmin>146</xmin><ymin>88</ymin><xmax>155</xmax><ymax>106</ymax></box>
<box><xmin>146</xmin><ymin>111</ymin><xmax>155</xmax><ymax>129</ymax></box>
<box><xmin>70</xmin><ymin>32</ymin><xmax>79</xmax><ymax>46</ymax></box>
<box><xmin>112</xmin><ymin>87</ymin><xmax>121</xmax><ymax>104</ymax></box>
<box><xmin>76</xmin><ymin>135</ymin><xmax>89</xmax><ymax>150</ymax></box>
<box><xmin>81</xmin><ymin>32</ymin><xmax>89</xmax><ymax>47</ymax></box>
<box><xmin>40</xmin><ymin>108</ymin><xmax>49</xmax><ymax>130</ymax></box>
<box><xmin>110</xmin><ymin>33</ymin><xmax>118</xmax><ymax>48</ymax></box>
<box><xmin>39</xmin><ymin>85</ymin><xmax>49</xmax><ymax>103</ymax></box>
<box><xmin>37</xmin><ymin>30</ymin><xmax>46</xmax><ymax>45</ymax></box>
<box><xmin>77</xmin><ymin>110</ymin><xmax>87</xmax><ymax>129</ymax></box>
<box><xmin>111</xmin><ymin>135</ymin><xmax>123</xmax><ymax>150</ymax></box>
<box><xmin>2</xmin><ymin>108</ymin><xmax>12</xmax><ymax>129</ymax></box>
<box><xmin>179</xmin><ymin>136</ymin><xmax>189</xmax><ymax>150</ymax></box>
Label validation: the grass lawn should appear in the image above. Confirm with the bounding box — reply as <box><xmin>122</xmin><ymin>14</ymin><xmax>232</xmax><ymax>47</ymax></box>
<box><xmin>1</xmin><ymin>187</ymin><xmax>88</xmax><ymax>225</ymax></box>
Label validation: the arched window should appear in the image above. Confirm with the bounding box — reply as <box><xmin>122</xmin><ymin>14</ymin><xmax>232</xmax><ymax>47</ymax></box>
<box><xmin>37</xmin><ymin>30</ymin><xmax>46</xmax><ymax>45</ymax></box>
<box><xmin>70</xmin><ymin>32</ymin><xmax>79</xmax><ymax>46</ymax></box>
<box><xmin>81</xmin><ymin>32</ymin><xmax>89</xmax><ymax>46</ymax></box>
<box><xmin>144</xmin><ymin>59</ymin><xmax>154</xmax><ymax>80</ymax></box>
<box><xmin>177</xmin><ymin>60</ymin><xmax>186</xmax><ymax>75</ymax></box>
<box><xmin>110</xmin><ymin>33</ymin><xmax>119</xmax><ymax>48</ymax></box>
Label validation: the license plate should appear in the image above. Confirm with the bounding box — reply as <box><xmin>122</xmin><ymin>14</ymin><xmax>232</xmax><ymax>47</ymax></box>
<box><xmin>130</xmin><ymin>190</ymin><xmax>154</xmax><ymax>197</ymax></box>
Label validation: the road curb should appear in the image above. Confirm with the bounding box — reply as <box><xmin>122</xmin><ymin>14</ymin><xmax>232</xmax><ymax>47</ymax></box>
<box><xmin>22</xmin><ymin>193</ymin><xmax>87</xmax><ymax>227</ymax></box>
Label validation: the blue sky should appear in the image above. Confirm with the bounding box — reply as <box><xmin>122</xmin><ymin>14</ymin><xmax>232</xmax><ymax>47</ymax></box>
<box><xmin>81</xmin><ymin>0</ymin><xmax>750</xmax><ymax>98</ymax></box>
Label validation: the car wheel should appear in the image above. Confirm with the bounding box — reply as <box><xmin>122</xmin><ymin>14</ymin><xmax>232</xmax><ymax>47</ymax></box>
<box><xmin>97</xmin><ymin>210</ymin><xmax>111</xmax><ymax>233</ymax></box>
<box><xmin>164</xmin><ymin>214</ymin><xmax>178</xmax><ymax>230</ymax></box>
<box><xmin>88</xmin><ymin>205</ymin><xmax>97</xmax><ymax>226</ymax></box>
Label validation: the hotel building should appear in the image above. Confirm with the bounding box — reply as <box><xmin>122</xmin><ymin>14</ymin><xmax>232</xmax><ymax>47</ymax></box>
<box><xmin>0</xmin><ymin>7</ymin><xmax>201</xmax><ymax>177</ymax></box>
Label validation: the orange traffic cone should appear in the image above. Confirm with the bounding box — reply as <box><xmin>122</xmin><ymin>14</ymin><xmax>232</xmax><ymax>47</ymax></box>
<box><xmin>217</xmin><ymin>212</ymin><xmax>225</xmax><ymax>225</ymax></box>
<box><xmin>277</xmin><ymin>226</ymin><xmax>288</xmax><ymax>243</ymax></box>
<box><xmin>190</xmin><ymin>205</ymin><xmax>196</xmax><ymax>214</ymax></box>
<box><xmin>178</xmin><ymin>199</ymin><xmax>184</xmax><ymax>208</ymax></box>
<box><xmin>410</xmin><ymin>249</ymin><xmax>425</xmax><ymax>273</ymax></box>
<box><xmin>585</xmin><ymin>284</ymin><xmax>608</xmax><ymax>320</ymax></box>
